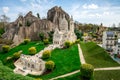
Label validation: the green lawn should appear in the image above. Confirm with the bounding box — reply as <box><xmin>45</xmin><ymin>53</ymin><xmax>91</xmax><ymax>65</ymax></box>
<box><xmin>29</xmin><ymin>44</ymin><xmax>81</xmax><ymax>80</ymax></box>
<box><xmin>57</xmin><ymin>72</ymin><xmax>80</xmax><ymax>80</ymax></box>
<box><xmin>94</xmin><ymin>70</ymin><xmax>120</xmax><ymax>80</ymax></box>
<box><xmin>0</xmin><ymin>41</ymin><xmax>45</xmax><ymax>69</ymax></box>
<box><xmin>80</xmin><ymin>42</ymin><xmax>120</xmax><ymax>68</ymax></box>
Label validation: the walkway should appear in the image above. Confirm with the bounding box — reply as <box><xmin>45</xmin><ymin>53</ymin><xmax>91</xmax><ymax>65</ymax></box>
<box><xmin>78</xmin><ymin>44</ymin><xmax>86</xmax><ymax>64</ymax></box>
<box><xmin>94</xmin><ymin>67</ymin><xmax>120</xmax><ymax>71</ymax></box>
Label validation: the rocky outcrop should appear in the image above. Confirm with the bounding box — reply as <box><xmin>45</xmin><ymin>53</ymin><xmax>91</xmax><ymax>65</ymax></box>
<box><xmin>2</xmin><ymin>6</ymin><xmax>73</xmax><ymax>46</ymax></box>
<box><xmin>47</xmin><ymin>6</ymin><xmax>70</xmax><ymax>30</ymax></box>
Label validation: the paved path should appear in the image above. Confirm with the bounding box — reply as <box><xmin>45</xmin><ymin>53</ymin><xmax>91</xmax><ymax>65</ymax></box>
<box><xmin>78</xmin><ymin>44</ymin><xmax>86</xmax><ymax>64</ymax></box>
<box><xmin>94</xmin><ymin>67</ymin><xmax>120</xmax><ymax>71</ymax></box>
<box><xmin>49</xmin><ymin>70</ymin><xmax>80</xmax><ymax>80</ymax></box>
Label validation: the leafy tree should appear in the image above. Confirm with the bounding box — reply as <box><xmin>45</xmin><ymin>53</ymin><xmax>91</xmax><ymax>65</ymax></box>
<box><xmin>13</xmin><ymin>51</ymin><xmax>22</xmax><ymax>59</ymax></box>
<box><xmin>28</xmin><ymin>47</ymin><xmax>37</xmax><ymax>55</ymax></box>
<box><xmin>42</xmin><ymin>50</ymin><xmax>51</xmax><ymax>59</ymax></box>
<box><xmin>80</xmin><ymin>64</ymin><xmax>94</xmax><ymax>80</ymax></box>
<box><xmin>37</xmin><ymin>13</ymin><xmax>40</xmax><ymax>19</ymax></box>
<box><xmin>39</xmin><ymin>32</ymin><xmax>44</xmax><ymax>41</ymax></box>
<box><xmin>45</xmin><ymin>60</ymin><xmax>55</xmax><ymax>70</ymax></box>
<box><xmin>2</xmin><ymin>45</ymin><xmax>10</xmax><ymax>53</ymax></box>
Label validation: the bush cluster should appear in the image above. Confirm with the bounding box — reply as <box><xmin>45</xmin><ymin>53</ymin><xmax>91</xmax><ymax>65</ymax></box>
<box><xmin>45</xmin><ymin>60</ymin><xmax>55</xmax><ymax>70</ymax></box>
<box><xmin>80</xmin><ymin>64</ymin><xmax>94</xmax><ymax>80</ymax></box>
<box><xmin>28</xmin><ymin>47</ymin><xmax>37</xmax><ymax>55</ymax></box>
<box><xmin>42</xmin><ymin>50</ymin><xmax>51</xmax><ymax>59</ymax></box>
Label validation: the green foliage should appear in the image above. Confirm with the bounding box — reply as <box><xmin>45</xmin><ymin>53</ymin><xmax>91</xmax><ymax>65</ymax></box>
<box><xmin>43</xmin><ymin>39</ymin><xmax>49</xmax><ymax>45</ymax></box>
<box><xmin>2</xmin><ymin>45</ymin><xmax>10</xmax><ymax>53</ymax></box>
<box><xmin>37</xmin><ymin>13</ymin><xmax>40</xmax><ymax>19</ymax></box>
<box><xmin>75</xmin><ymin>39</ymin><xmax>80</xmax><ymax>44</ymax></box>
<box><xmin>42</xmin><ymin>50</ymin><xmax>51</xmax><ymax>59</ymax></box>
<box><xmin>45</xmin><ymin>60</ymin><xmax>55</xmax><ymax>70</ymax></box>
<box><xmin>28</xmin><ymin>47</ymin><xmax>37</xmax><ymax>55</ymax></box>
<box><xmin>74</xmin><ymin>29</ymin><xmax>83</xmax><ymax>41</ymax></box>
<box><xmin>64</xmin><ymin>41</ymin><xmax>71</xmax><ymax>48</ymax></box>
<box><xmin>13</xmin><ymin>51</ymin><xmax>22</xmax><ymax>59</ymax></box>
<box><xmin>48</xmin><ymin>31</ymin><xmax>54</xmax><ymax>42</ymax></box>
<box><xmin>0</xmin><ymin>28</ymin><xmax>5</xmax><ymax>36</ymax></box>
<box><xmin>80</xmin><ymin>64</ymin><xmax>94</xmax><ymax>80</ymax></box>
<box><xmin>24</xmin><ymin>39</ymin><xmax>30</xmax><ymax>44</ymax></box>
<box><xmin>39</xmin><ymin>32</ymin><xmax>44</xmax><ymax>41</ymax></box>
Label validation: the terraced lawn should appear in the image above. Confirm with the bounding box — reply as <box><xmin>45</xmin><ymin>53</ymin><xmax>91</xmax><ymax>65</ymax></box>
<box><xmin>0</xmin><ymin>41</ymin><xmax>45</xmax><ymax>69</ymax></box>
<box><xmin>80</xmin><ymin>41</ymin><xmax>120</xmax><ymax>68</ymax></box>
<box><xmin>29</xmin><ymin>44</ymin><xmax>81</xmax><ymax>80</ymax></box>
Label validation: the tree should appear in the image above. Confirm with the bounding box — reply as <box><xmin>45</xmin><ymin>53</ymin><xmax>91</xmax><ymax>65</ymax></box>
<box><xmin>45</xmin><ymin>60</ymin><xmax>55</xmax><ymax>71</ymax></box>
<box><xmin>2</xmin><ymin>45</ymin><xmax>10</xmax><ymax>53</ymax></box>
<box><xmin>80</xmin><ymin>64</ymin><xmax>94</xmax><ymax>80</ymax></box>
<box><xmin>39</xmin><ymin>32</ymin><xmax>44</xmax><ymax>41</ymax></box>
<box><xmin>28</xmin><ymin>47</ymin><xmax>37</xmax><ymax>55</ymax></box>
<box><xmin>42</xmin><ymin>50</ymin><xmax>51</xmax><ymax>59</ymax></box>
<box><xmin>37</xmin><ymin>13</ymin><xmax>40</xmax><ymax>19</ymax></box>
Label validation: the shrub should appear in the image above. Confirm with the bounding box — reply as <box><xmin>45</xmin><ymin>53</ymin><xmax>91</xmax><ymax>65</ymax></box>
<box><xmin>6</xmin><ymin>56</ymin><xmax>13</xmax><ymax>62</ymax></box>
<box><xmin>45</xmin><ymin>60</ymin><xmax>55</xmax><ymax>70</ymax></box>
<box><xmin>28</xmin><ymin>47</ymin><xmax>37</xmax><ymax>55</ymax></box>
<box><xmin>39</xmin><ymin>32</ymin><xmax>44</xmax><ymax>41</ymax></box>
<box><xmin>75</xmin><ymin>39</ymin><xmax>80</xmax><ymax>44</ymax></box>
<box><xmin>13</xmin><ymin>51</ymin><xmax>22</xmax><ymax>59</ymax></box>
<box><xmin>42</xmin><ymin>50</ymin><xmax>51</xmax><ymax>59</ymax></box>
<box><xmin>43</xmin><ymin>39</ymin><xmax>49</xmax><ymax>45</ymax></box>
<box><xmin>80</xmin><ymin>64</ymin><xmax>94</xmax><ymax>80</ymax></box>
<box><xmin>2</xmin><ymin>45</ymin><xmax>10</xmax><ymax>53</ymax></box>
<box><xmin>64</xmin><ymin>41</ymin><xmax>71</xmax><ymax>48</ymax></box>
<box><xmin>24</xmin><ymin>39</ymin><xmax>30</xmax><ymax>44</ymax></box>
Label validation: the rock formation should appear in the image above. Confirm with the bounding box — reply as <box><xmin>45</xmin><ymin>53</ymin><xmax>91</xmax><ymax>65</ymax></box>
<box><xmin>2</xmin><ymin>6</ymin><xmax>74</xmax><ymax>46</ymax></box>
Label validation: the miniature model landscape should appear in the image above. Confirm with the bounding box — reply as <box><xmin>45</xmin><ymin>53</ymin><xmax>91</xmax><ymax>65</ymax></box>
<box><xmin>0</xmin><ymin>5</ymin><xmax>120</xmax><ymax>80</ymax></box>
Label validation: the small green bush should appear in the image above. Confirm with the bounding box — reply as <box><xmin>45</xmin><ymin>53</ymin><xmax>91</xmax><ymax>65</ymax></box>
<box><xmin>13</xmin><ymin>51</ymin><xmax>22</xmax><ymax>59</ymax></box>
<box><xmin>75</xmin><ymin>39</ymin><xmax>80</xmax><ymax>44</ymax></box>
<box><xmin>28</xmin><ymin>47</ymin><xmax>37</xmax><ymax>55</ymax></box>
<box><xmin>80</xmin><ymin>64</ymin><xmax>94</xmax><ymax>80</ymax></box>
<box><xmin>45</xmin><ymin>60</ymin><xmax>55</xmax><ymax>70</ymax></box>
<box><xmin>64</xmin><ymin>41</ymin><xmax>71</xmax><ymax>48</ymax></box>
<box><xmin>2</xmin><ymin>45</ymin><xmax>10</xmax><ymax>53</ymax></box>
<box><xmin>24</xmin><ymin>39</ymin><xmax>30</xmax><ymax>44</ymax></box>
<box><xmin>42</xmin><ymin>50</ymin><xmax>51</xmax><ymax>59</ymax></box>
<box><xmin>43</xmin><ymin>39</ymin><xmax>49</xmax><ymax>45</ymax></box>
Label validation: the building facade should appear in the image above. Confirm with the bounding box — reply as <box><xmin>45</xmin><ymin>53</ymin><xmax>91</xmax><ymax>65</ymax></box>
<box><xmin>53</xmin><ymin>15</ymin><xmax>77</xmax><ymax>48</ymax></box>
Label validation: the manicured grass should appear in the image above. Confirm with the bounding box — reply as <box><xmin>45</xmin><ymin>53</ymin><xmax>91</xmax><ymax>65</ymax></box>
<box><xmin>57</xmin><ymin>72</ymin><xmax>80</xmax><ymax>80</ymax></box>
<box><xmin>0</xmin><ymin>41</ymin><xmax>45</xmax><ymax>69</ymax></box>
<box><xmin>80</xmin><ymin>42</ymin><xmax>120</xmax><ymax>68</ymax></box>
<box><xmin>94</xmin><ymin>70</ymin><xmax>120</xmax><ymax>80</ymax></box>
<box><xmin>0</xmin><ymin>60</ymin><xmax>34</xmax><ymax>80</ymax></box>
<box><xmin>29</xmin><ymin>44</ymin><xmax>80</xmax><ymax>80</ymax></box>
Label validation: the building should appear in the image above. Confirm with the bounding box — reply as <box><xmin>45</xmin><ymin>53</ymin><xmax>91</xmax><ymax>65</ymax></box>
<box><xmin>14</xmin><ymin>54</ymin><xmax>45</xmax><ymax>76</ymax></box>
<box><xmin>102</xmin><ymin>31</ymin><xmax>116</xmax><ymax>52</ymax></box>
<box><xmin>115</xmin><ymin>39</ymin><xmax>120</xmax><ymax>55</ymax></box>
<box><xmin>53</xmin><ymin>15</ymin><xmax>77</xmax><ymax>48</ymax></box>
